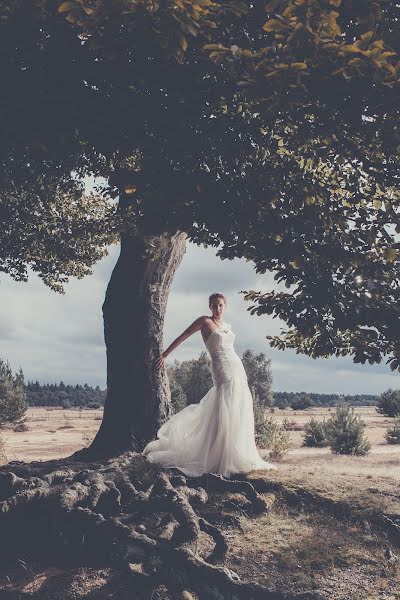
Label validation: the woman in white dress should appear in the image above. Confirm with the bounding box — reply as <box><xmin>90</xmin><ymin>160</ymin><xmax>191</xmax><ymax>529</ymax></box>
<box><xmin>142</xmin><ymin>293</ymin><xmax>277</xmax><ymax>477</ymax></box>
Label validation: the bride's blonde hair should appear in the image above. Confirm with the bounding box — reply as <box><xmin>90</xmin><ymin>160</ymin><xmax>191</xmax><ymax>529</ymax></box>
<box><xmin>209</xmin><ymin>292</ymin><xmax>227</xmax><ymax>307</ymax></box>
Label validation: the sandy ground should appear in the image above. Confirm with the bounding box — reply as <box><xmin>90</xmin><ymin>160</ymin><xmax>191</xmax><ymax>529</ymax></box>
<box><xmin>2</xmin><ymin>404</ymin><xmax>399</xmax><ymax>516</ymax></box>
<box><xmin>2</xmin><ymin>406</ymin><xmax>399</xmax><ymax>487</ymax></box>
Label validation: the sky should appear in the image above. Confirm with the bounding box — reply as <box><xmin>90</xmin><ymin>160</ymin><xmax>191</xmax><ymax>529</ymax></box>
<box><xmin>0</xmin><ymin>240</ymin><xmax>398</xmax><ymax>395</ymax></box>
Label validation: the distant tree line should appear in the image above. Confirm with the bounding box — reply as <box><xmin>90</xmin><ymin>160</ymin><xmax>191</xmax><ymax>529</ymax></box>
<box><xmin>25</xmin><ymin>381</ymin><xmax>106</xmax><ymax>408</ymax></box>
<box><xmin>273</xmin><ymin>391</ymin><xmax>378</xmax><ymax>410</ymax></box>
<box><xmin>167</xmin><ymin>352</ymin><xmax>378</xmax><ymax>412</ymax></box>
<box><xmin>1</xmin><ymin>355</ymin><xmax>384</xmax><ymax>412</ymax></box>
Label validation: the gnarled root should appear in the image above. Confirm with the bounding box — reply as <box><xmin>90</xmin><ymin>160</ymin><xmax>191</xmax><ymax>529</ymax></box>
<box><xmin>0</xmin><ymin>452</ymin><xmax>323</xmax><ymax>600</ymax></box>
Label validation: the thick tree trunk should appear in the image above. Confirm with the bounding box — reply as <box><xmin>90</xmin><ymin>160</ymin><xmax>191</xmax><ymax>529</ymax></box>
<box><xmin>85</xmin><ymin>228</ymin><xmax>187</xmax><ymax>458</ymax></box>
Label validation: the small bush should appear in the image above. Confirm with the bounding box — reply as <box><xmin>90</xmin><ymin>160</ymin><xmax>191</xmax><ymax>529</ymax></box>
<box><xmin>282</xmin><ymin>418</ymin><xmax>303</xmax><ymax>431</ymax></box>
<box><xmin>303</xmin><ymin>418</ymin><xmax>329</xmax><ymax>447</ymax></box>
<box><xmin>377</xmin><ymin>388</ymin><xmax>400</xmax><ymax>418</ymax></box>
<box><xmin>13</xmin><ymin>422</ymin><xmax>29</xmax><ymax>433</ymax></box>
<box><xmin>256</xmin><ymin>416</ymin><xmax>291</xmax><ymax>459</ymax></box>
<box><xmin>86</xmin><ymin>402</ymin><xmax>101</xmax><ymax>409</ymax></box>
<box><xmin>325</xmin><ymin>403</ymin><xmax>371</xmax><ymax>456</ymax></box>
<box><xmin>253</xmin><ymin>389</ymin><xmax>291</xmax><ymax>459</ymax></box>
<box><xmin>385</xmin><ymin>416</ymin><xmax>400</xmax><ymax>445</ymax></box>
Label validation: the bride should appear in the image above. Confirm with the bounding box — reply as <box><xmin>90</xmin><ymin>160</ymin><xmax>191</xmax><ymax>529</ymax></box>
<box><xmin>142</xmin><ymin>292</ymin><xmax>277</xmax><ymax>477</ymax></box>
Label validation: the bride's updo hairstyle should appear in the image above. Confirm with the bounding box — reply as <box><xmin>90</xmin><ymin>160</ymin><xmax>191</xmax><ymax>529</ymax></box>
<box><xmin>209</xmin><ymin>292</ymin><xmax>227</xmax><ymax>307</ymax></box>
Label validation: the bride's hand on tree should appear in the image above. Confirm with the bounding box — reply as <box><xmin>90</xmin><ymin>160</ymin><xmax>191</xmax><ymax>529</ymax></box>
<box><xmin>154</xmin><ymin>354</ymin><xmax>166</xmax><ymax>369</ymax></box>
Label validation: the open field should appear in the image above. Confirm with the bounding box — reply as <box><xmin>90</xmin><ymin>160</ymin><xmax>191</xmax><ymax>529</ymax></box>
<box><xmin>1</xmin><ymin>405</ymin><xmax>399</xmax><ymax>507</ymax></box>
<box><xmin>2</xmin><ymin>405</ymin><xmax>399</xmax><ymax>482</ymax></box>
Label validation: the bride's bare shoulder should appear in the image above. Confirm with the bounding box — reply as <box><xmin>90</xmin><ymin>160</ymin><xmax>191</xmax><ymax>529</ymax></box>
<box><xmin>199</xmin><ymin>315</ymin><xmax>213</xmax><ymax>330</ymax></box>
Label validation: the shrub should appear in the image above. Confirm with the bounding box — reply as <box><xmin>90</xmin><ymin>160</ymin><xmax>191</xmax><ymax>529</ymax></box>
<box><xmin>0</xmin><ymin>359</ymin><xmax>28</xmax><ymax>425</ymax></box>
<box><xmin>13</xmin><ymin>422</ymin><xmax>29</xmax><ymax>432</ymax></box>
<box><xmin>377</xmin><ymin>388</ymin><xmax>400</xmax><ymax>418</ymax></box>
<box><xmin>256</xmin><ymin>416</ymin><xmax>292</xmax><ymax>459</ymax></box>
<box><xmin>252</xmin><ymin>388</ymin><xmax>265</xmax><ymax>431</ymax></box>
<box><xmin>325</xmin><ymin>403</ymin><xmax>371</xmax><ymax>456</ymax></box>
<box><xmin>303</xmin><ymin>418</ymin><xmax>329</xmax><ymax>447</ymax></box>
<box><xmin>385</xmin><ymin>416</ymin><xmax>400</xmax><ymax>445</ymax></box>
<box><xmin>282</xmin><ymin>418</ymin><xmax>303</xmax><ymax>431</ymax></box>
<box><xmin>86</xmin><ymin>402</ymin><xmax>101</xmax><ymax>409</ymax></box>
<box><xmin>253</xmin><ymin>389</ymin><xmax>291</xmax><ymax>459</ymax></box>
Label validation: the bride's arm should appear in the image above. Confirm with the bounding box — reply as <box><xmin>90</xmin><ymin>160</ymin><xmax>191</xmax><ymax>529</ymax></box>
<box><xmin>154</xmin><ymin>316</ymin><xmax>206</xmax><ymax>370</ymax></box>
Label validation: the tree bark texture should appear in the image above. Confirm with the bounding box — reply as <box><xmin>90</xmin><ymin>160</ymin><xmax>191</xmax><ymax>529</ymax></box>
<box><xmin>87</xmin><ymin>228</ymin><xmax>188</xmax><ymax>458</ymax></box>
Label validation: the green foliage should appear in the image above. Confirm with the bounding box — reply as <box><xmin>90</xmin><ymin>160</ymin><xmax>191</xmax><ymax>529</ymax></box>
<box><xmin>0</xmin><ymin>359</ymin><xmax>28</xmax><ymax>426</ymax></box>
<box><xmin>377</xmin><ymin>388</ymin><xmax>400</xmax><ymax>418</ymax></box>
<box><xmin>290</xmin><ymin>393</ymin><xmax>313</xmax><ymax>410</ymax></box>
<box><xmin>324</xmin><ymin>403</ymin><xmax>371</xmax><ymax>456</ymax></box>
<box><xmin>168</xmin><ymin>352</ymin><xmax>212</xmax><ymax>406</ymax></box>
<box><xmin>385</xmin><ymin>416</ymin><xmax>400</xmax><ymax>445</ymax></box>
<box><xmin>0</xmin><ymin>1</ymin><xmax>399</xmax><ymax>369</ymax></box>
<box><xmin>257</xmin><ymin>415</ymin><xmax>292</xmax><ymax>460</ymax></box>
<box><xmin>253</xmin><ymin>389</ymin><xmax>291</xmax><ymax>459</ymax></box>
<box><xmin>282</xmin><ymin>418</ymin><xmax>303</xmax><ymax>431</ymax></box>
<box><xmin>252</xmin><ymin>388</ymin><xmax>266</xmax><ymax>433</ymax></box>
<box><xmin>86</xmin><ymin>402</ymin><xmax>101</xmax><ymax>410</ymax></box>
<box><xmin>241</xmin><ymin>350</ymin><xmax>273</xmax><ymax>407</ymax></box>
<box><xmin>26</xmin><ymin>381</ymin><xmax>106</xmax><ymax>408</ymax></box>
<box><xmin>303</xmin><ymin>417</ymin><xmax>329</xmax><ymax>448</ymax></box>
<box><xmin>274</xmin><ymin>391</ymin><xmax>378</xmax><ymax>409</ymax></box>
<box><xmin>167</xmin><ymin>368</ymin><xmax>188</xmax><ymax>415</ymax></box>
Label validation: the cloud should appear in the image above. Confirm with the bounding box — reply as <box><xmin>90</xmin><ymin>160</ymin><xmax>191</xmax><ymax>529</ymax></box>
<box><xmin>0</xmin><ymin>241</ymin><xmax>396</xmax><ymax>395</ymax></box>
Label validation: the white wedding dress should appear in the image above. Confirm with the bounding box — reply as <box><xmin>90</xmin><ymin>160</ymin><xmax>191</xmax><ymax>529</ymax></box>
<box><xmin>142</xmin><ymin>322</ymin><xmax>277</xmax><ymax>477</ymax></box>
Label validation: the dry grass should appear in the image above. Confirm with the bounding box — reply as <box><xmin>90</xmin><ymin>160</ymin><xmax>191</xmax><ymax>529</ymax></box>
<box><xmin>0</xmin><ymin>407</ymin><xmax>104</xmax><ymax>462</ymax></box>
<box><xmin>218</xmin><ymin>499</ymin><xmax>400</xmax><ymax>599</ymax></box>
<box><xmin>2</xmin><ymin>406</ymin><xmax>399</xmax><ymax>499</ymax></box>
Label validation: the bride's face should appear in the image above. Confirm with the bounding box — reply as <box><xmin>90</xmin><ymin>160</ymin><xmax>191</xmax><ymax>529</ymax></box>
<box><xmin>210</xmin><ymin>299</ymin><xmax>226</xmax><ymax>319</ymax></box>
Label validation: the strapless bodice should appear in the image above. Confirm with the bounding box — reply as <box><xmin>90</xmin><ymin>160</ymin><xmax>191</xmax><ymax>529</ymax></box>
<box><xmin>204</xmin><ymin>322</ymin><xmax>248</xmax><ymax>385</ymax></box>
<box><xmin>204</xmin><ymin>322</ymin><xmax>235</xmax><ymax>352</ymax></box>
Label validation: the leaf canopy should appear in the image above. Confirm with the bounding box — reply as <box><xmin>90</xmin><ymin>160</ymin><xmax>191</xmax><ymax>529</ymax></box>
<box><xmin>0</xmin><ymin>0</ymin><xmax>399</xmax><ymax>368</ymax></box>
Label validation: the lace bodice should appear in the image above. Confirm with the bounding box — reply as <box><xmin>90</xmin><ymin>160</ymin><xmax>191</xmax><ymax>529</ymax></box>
<box><xmin>204</xmin><ymin>322</ymin><xmax>248</xmax><ymax>385</ymax></box>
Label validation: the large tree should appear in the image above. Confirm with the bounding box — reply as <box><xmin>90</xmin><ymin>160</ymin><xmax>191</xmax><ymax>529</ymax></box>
<box><xmin>0</xmin><ymin>0</ymin><xmax>399</xmax><ymax>458</ymax></box>
<box><xmin>1</xmin><ymin>2</ymin><xmax>400</xmax><ymax>596</ymax></box>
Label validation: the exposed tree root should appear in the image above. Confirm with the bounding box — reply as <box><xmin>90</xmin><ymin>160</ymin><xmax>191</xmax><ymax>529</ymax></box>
<box><xmin>0</xmin><ymin>452</ymin><xmax>324</xmax><ymax>600</ymax></box>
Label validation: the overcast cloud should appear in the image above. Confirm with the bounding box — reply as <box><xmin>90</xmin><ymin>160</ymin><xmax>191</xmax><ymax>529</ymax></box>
<box><xmin>0</xmin><ymin>241</ymin><xmax>397</xmax><ymax>395</ymax></box>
